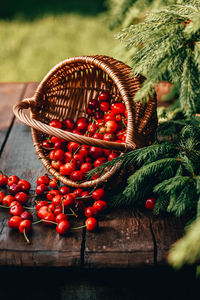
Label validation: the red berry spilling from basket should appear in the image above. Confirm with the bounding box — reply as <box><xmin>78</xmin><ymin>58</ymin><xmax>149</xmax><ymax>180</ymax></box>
<box><xmin>39</xmin><ymin>92</ymin><xmax>127</xmax><ymax>183</ymax></box>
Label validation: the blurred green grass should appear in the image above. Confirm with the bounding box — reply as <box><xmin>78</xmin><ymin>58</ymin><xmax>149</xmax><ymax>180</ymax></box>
<box><xmin>0</xmin><ymin>1</ymin><xmax>121</xmax><ymax>82</ymax></box>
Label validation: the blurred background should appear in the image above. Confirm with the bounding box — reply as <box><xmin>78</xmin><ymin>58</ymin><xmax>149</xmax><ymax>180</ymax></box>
<box><xmin>0</xmin><ymin>0</ymin><xmax>120</xmax><ymax>82</ymax></box>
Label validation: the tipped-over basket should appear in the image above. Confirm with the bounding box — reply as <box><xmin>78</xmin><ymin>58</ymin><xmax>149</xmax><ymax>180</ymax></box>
<box><xmin>13</xmin><ymin>55</ymin><xmax>157</xmax><ymax>188</ymax></box>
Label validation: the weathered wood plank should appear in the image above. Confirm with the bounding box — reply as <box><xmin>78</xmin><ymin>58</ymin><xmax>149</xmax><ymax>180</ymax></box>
<box><xmin>150</xmin><ymin>214</ymin><xmax>187</xmax><ymax>265</ymax></box>
<box><xmin>0</xmin><ymin>83</ymin><xmax>83</xmax><ymax>267</ymax></box>
<box><xmin>0</xmin><ymin>83</ymin><xmax>26</xmax><ymax>150</ymax></box>
<box><xmin>84</xmin><ymin>208</ymin><xmax>155</xmax><ymax>268</ymax></box>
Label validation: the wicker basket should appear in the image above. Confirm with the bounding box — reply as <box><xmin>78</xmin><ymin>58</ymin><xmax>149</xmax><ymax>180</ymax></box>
<box><xmin>13</xmin><ymin>55</ymin><xmax>157</xmax><ymax>188</ymax></box>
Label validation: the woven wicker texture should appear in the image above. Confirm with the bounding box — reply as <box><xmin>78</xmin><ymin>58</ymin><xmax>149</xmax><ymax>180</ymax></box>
<box><xmin>13</xmin><ymin>55</ymin><xmax>157</xmax><ymax>188</ymax></box>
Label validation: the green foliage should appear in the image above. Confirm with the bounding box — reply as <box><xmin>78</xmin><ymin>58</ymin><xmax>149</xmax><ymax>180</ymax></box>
<box><xmin>114</xmin><ymin>1</ymin><xmax>200</xmax><ymax>116</ymax></box>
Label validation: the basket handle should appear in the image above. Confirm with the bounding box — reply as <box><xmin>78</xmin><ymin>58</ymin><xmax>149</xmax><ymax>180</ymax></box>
<box><xmin>13</xmin><ymin>99</ymin><xmax>138</xmax><ymax>152</ymax></box>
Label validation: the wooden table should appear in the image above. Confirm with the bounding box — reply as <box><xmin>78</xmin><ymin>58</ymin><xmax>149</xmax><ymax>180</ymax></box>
<box><xmin>0</xmin><ymin>83</ymin><xmax>196</xmax><ymax>300</ymax></box>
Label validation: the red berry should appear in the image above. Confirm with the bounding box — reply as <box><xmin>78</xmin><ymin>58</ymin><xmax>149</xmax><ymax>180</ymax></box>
<box><xmin>108</xmin><ymin>152</ymin><xmax>118</xmax><ymax>161</ymax></box>
<box><xmin>87</xmin><ymin>123</ymin><xmax>97</xmax><ymax>135</ymax></box>
<box><xmin>100</xmin><ymin>101</ymin><xmax>110</xmax><ymax>112</ymax></box>
<box><xmin>77</xmin><ymin>120</ymin><xmax>88</xmax><ymax>132</ymax></box>
<box><xmin>0</xmin><ymin>191</ymin><xmax>5</xmax><ymax>203</ymax></box>
<box><xmin>53</xmin><ymin>149</ymin><xmax>64</xmax><ymax>161</ymax></box>
<box><xmin>54</xmin><ymin>206</ymin><xmax>62</xmax><ymax>216</ymax></box>
<box><xmin>62</xmin><ymin>118</ymin><xmax>75</xmax><ymax>130</ymax></box>
<box><xmin>17</xmin><ymin>179</ymin><xmax>31</xmax><ymax>192</ymax></box>
<box><xmin>94</xmin><ymin>111</ymin><xmax>104</xmax><ymax>120</ymax></box>
<box><xmin>72</xmin><ymin>153</ymin><xmax>84</xmax><ymax>166</ymax></box>
<box><xmin>94</xmin><ymin>157</ymin><xmax>107</xmax><ymax>168</ymax></box>
<box><xmin>105</xmin><ymin>121</ymin><xmax>118</xmax><ymax>133</ymax></box>
<box><xmin>70</xmin><ymin>171</ymin><xmax>84</xmax><ymax>182</ymax></box>
<box><xmin>92</xmin><ymin>133</ymin><xmax>103</xmax><ymax>140</ymax></box>
<box><xmin>104</xmin><ymin>112</ymin><xmax>116</xmax><ymax>123</ymax></box>
<box><xmin>10</xmin><ymin>202</ymin><xmax>24</xmax><ymax>216</ymax></box>
<box><xmin>63</xmin><ymin>194</ymin><xmax>74</xmax><ymax>208</ymax></box>
<box><xmin>35</xmin><ymin>201</ymin><xmax>49</xmax><ymax>211</ymax></box>
<box><xmin>52</xmin><ymin>194</ymin><xmax>63</xmax><ymax>206</ymax></box>
<box><xmin>92</xmin><ymin>189</ymin><xmax>105</xmax><ymax>201</ymax></box>
<box><xmin>85</xmin><ymin>207</ymin><xmax>98</xmax><ymax>218</ymax></box>
<box><xmin>37</xmin><ymin>175</ymin><xmax>50</xmax><ymax>186</ymax></box>
<box><xmin>73</xmin><ymin>188</ymin><xmax>84</xmax><ymax>198</ymax></box>
<box><xmin>85</xmin><ymin>217</ymin><xmax>98</xmax><ymax>232</ymax></box>
<box><xmin>43</xmin><ymin>213</ymin><xmax>56</xmax><ymax>226</ymax></box>
<box><xmin>89</xmin><ymin>147</ymin><xmax>104</xmax><ymax>160</ymax></box>
<box><xmin>81</xmin><ymin>191</ymin><xmax>92</xmax><ymax>201</ymax></box>
<box><xmin>145</xmin><ymin>197</ymin><xmax>156</xmax><ymax>210</ymax></box>
<box><xmin>49</xmin><ymin>119</ymin><xmax>62</xmax><ymax>129</ymax></box>
<box><xmin>9</xmin><ymin>184</ymin><xmax>21</xmax><ymax>195</ymax></box>
<box><xmin>67</xmin><ymin>142</ymin><xmax>80</xmax><ymax>153</ymax></box>
<box><xmin>20</xmin><ymin>211</ymin><xmax>33</xmax><ymax>221</ymax></box>
<box><xmin>49</xmin><ymin>179</ymin><xmax>58</xmax><ymax>189</ymax></box>
<box><xmin>103</xmin><ymin>133</ymin><xmax>116</xmax><ymax>141</ymax></box>
<box><xmin>2</xmin><ymin>195</ymin><xmax>15</xmax><ymax>206</ymax></box>
<box><xmin>7</xmin><ymin>175</ymin><xmax>19</xmax><ymax>186</ymax></box>
<box><xmin>42</xmin><ymin>140</ymin><xmax>53</xmax><ymax>149</ymax></box>
<box><xmin>80</xmin><ymin>163</ymin><xmax>93</xmax><ymax>174</ymax></box>
<box><xmin>56</xmin><ymin>213</ymin><xmax>68</xmax><ymax>223</ymax></box>
<box><xmin>0</xmin><ymin>174</ymin><xmax>8</xmax><ymax>187</ymax></box>
<box><xmin>59</xmin><ymin>162</ymin><xmax>76</xmax><ymax>176</ymax></box>
<box><xmin>56</xmin><ymin>220</ymin><xmax>71</xmax><ymax>235</ymax></box>
<box><xmin>50</xmin><ymin>136</ymin><xmax>64</xmax><ymax>144</ymax></box>
<box><xmin>111</xmin><ymin>102</ymin><xmax>126</xmax><ymax>115</ymax></box>
<box><xmin>8</xmin><ymin>216</ymin><xmax>22</xmax><ymax>229</ymax></box>
<box><xmin>48</xmin><ymin>203</ymin><xmax>56</xmax><ymax>212</ymax></box>
<box><xmin>64</xmin><ymin>151</ymin><xmax>73</xmax><ymax>163</ymax></box>
<box><xmin>36</xmin><ymin>184</ymin><xmax>48</xmax><ymax>195</ymax></box>
<box><xmin>46</xmin><ymin>189</ymin><xmax>60</xmax><ymax>201</ymax></box>
<box><xmin>15</xmin><ymin>192</ymin><xmax>28</xmax><ymax>204</ymax></box>
<box><xmin>59</xmin><ymin>186</ymin><xmax>70</xmax><ymax>195</ymax></box>
<box><xmin>93</xmin><ymin>200</ymin><xmax>107</xmax><ymax>212</ymax></box>
<box><xmin>88</xmin><ymin>99</ymin><xmax>100</xmax><ymax>110</ymax></box>
<box><xmin>79</xmin><ymin>146</ymin><xmax>89</xmax><ymax>158</ymax></box>
<box><xmin>86</xmin><ymin>107</ymin><xmax>93</xmax><ymax>116</ymax></box>
<box><xmin>99</xmin><ymin>92</ymin><xmax>110</xmax><ymax>102</ymax></box>
<box><xmin>54</xmin><ymin>141</ymin><xmax>65</xmax><ymax>150</ymax></box>
<box><xmin>51</xmin><ymin>160</ymin><xmax>63</xmax><ymax>170</ymax></box>
<box><xmin>19</xmin><ymin>219</ymin><xmax>32</xmax><ymax>233</ymax></box>
<box><xmin>37</xmin><ymin>206</ymin><xmax>49</xmax><ymax>219</ymax></box>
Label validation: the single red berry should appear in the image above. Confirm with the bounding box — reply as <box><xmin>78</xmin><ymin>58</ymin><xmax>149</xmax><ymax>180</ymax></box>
<box><xmin>59</xmin><ymin>186</ymin><xmax>70</xmax><ymax>195</ymax></box>
<box><xmin>35</xmin><ymin>201</ymin><xmax>49</xmax><ymax>211</ymax></box>
<box><xmin>73</xmin><ymin>188</ymin><xmax>84</xmax><ymax>198</ymax></box>
<box><xmin>64</xmin><ymin>151</ymin><xmax>73</xmax><ymax>163</ymax></box>
<box><xmin>9</xmin><ymin>184</ymin><xmax>21</xmax><ymax>195</ymax></box>
<box><xmin>99</xmin><ymin>91</ymin><xmax>110</xmax><ymax>102</ymax></box>
<box><xmin>49</xmin><ymin>180</ymin><xmax>58</xmax><ymax>189</ymax></box>
<box><xmin>103</xmin><ymin>133</ymin><xmax>116</xmax><ymax>141</ymax></box>
<box><xmin>72</xmin><ymin>153</ymin><xmax>84</xmax><ymax>166</ymax></box>
<box><xmin>56</xmin><ymin>220</ymin><xmax>71</xmax><ymax>235</ymax></box>
<box><xmin>9</xmin><ymin>202</ymin><xmax>24</xmax><ymax>216</ymax></box>
<box><xmin>111</xmin><ymin>103</ymin><xmax>126</xmax><ymax>115</ymax></box>
<box><xmin>104</xmin><ymin>112</ymin><xmax>116</xmax><ymax>123</ymax></box>
<box><xmin>92</xmin><ymin>189</ymin><xmax>105</xmax><ymax>201</ymax></box>
<box><xmin>53</xmin><ymin>149</ymin><xmax>65</xmax><ymax>161</ymax></box>
<box><xmin>63</xmin><ymin>194</ymin><xmax>75</xmax><ymax>208</ymax></box>
<box><xmin>17</xmin><ymin>179</ymin><xmax>31</xmax><ymax>192</ymax></box>
<box><xmin>42</xmin><ymin>140</ymin><xmax>53</xmax><ymax>149</ymax></box>
<box><xmin>7</xmin><ymin>175</ymin><xmax>19</xmax><ymax>186</ymax></box>
<box><xmin>81</xmin><ymin>191</ymin><xmax>92</xmax><ymax>201</ymax></box>
<box><xmin>20</xmin><ymin>211</ymin><xmax>33</xmax><ymax>221</ymax></box>
<box><xmin>2</xmin><ymin>195</ymin><xmax>15</xmax><ymax>206</ymax></box>
<box><xmin>67</xmin><ymin>142</ymin><xmax>80</xmax><ymax>153</ymax></box>
<box><xmin>15</xmin><ymin>192</ymin><xmax>28</xmax><ymax>204</ymax></box>
<box><xmin>76</xmin><ymin>120</ymin><xmax>88</xmax><ymax>132</ymax></box>
<box><xmin>51</xmin><ymin>160</ymin><xmax>63</xmax><ymax>170</ymax></box>
<box><xmin>145</xmin><ymin>197</ymin><xmax>156</xmax><ymax>210</ymax></box>
<box><xmin>105</xmin><ymin>121</ymin><xmax>118</xmax><ymax>133</ymax></box>
<box><xmin>88</xmin><ymin>99</ymin><xmax>100</xmax><ymax>110</ymax></box>
<box><xmin>92</xmin><ymin>133</ymin><xmax>103</xmax><ymax>140</ymax></box>
<box><xmin>52</xmin><ymin>194</ymin><xmax>63</xmax><ymax>206</ymax></box>
<box><xmin>56</xmin><ymin>213</ymin><xmax>68</xmax><ymax>223</ymax></box>
<box><xmin>0</xmin><ymin>174</ymin><xmax>8</xmax><ymax>187</ymax></box>
<box><xmin>43</xmin><ymin>213</ymin><xmax>56</xmax><ymax>226</ymax></box>
<box><xmin>0</xmin><ymin>191</ymin><xmax>5</xmax><ymax>203</ymax></box>
<box><xmin>37</xmin><ymin>175</ymin><xmax>50</xmax><ymax>186</ymax></box>
<box><xmin>37</xmin><ymin>206</ymin><xmax>50</xmax><ymax>219</ymax></box>
<box><xmin>80</xmin><ymin>163</ymin><xmax>93</xmax><ymax>174</ymax></box>
<box><xmin>54</xmin><ymin>206</ymin><xmax>63</xmax><ymax>216</ymax></box>
<box><xmin>48</xmin><ymin>203</ymin><xmax>56</xmax><ymax>212</ymax></box>
<box><xmin>49</xmin><ymin>119</ymin><xmax>62</xmax><ymax>129</ymax></box>
<box><xmin>62</xmin><ymin>118</ymin><xmax>75</xmax><ymax>130</ymax></box>
<box><xmin>89</xmin><ymin>147</ymin><xmax>104</xmax><ymax>160</ymax></box>
<box><xmin>79</xmin><ymin>146</ymin><xmax>89</xmax><ymax>158</ymax></box>
<box><xmin>85</xmin><ymin>207</ymin><xmax>98</xmax><ymax>218</ymax></box>
<box><xmin>70</xmin><ymin>171</ymin><xmax>84</xmax><ymax>182</ymax></box>
<box><xmin>8</xmin><ymin>216</ymin><xmax>22</xmax><ymax>229</ymax></box>
<box><xmin>19</xmin><ymin>219</ymin><xmax>32</xmax><ymax>234</ymax></box>
<box><xmin>54</xmin><ymin>141</ymin><xmax>65</xmax><ymax>150</ymax></box>
<box><xmin>49</xmin><ymin>150</ymin><xmax>55</xmax><ymax>160</ymax></box>
<box><xmin>94</xmin><ymin>157</ymin><xmax>107</xmax><ymax>168</ymax></box>
<box><xmin>36</xmin><ymin>184</ymin><xmax>48</xmax><ymax>195</ymax></box>
<box><xmin>93</xmin><ymin>200</ymin><xmax>107</xmax><ymax>212</ymax></box>
<box><xmin>85</xmin><ymin>217</ymin><xmax>98</xmax><ymax>232</ymax></box>
<box><xmin>108</xmin><ymin>152</ymin><xmax>118</xmax><ymax>161</ymax></box>
<box><xmin>100</xmin><ymin>101</ymin><xmax>110</xmax><ymax>112</ymax></box>
<box><xmin>86</xmin><ymin>107</ymin><xmax>93</xmax><ymax>116</ymax></box>
<box><xmin>50</xmin><ymin>136</ymin><xmax>63</xmax><ymax>144</ymax></box>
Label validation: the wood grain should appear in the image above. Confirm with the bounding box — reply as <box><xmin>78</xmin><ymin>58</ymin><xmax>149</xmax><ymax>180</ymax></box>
<box><xmin>84</xmin><ymin>208</ymin><xmax>155</xmax><ymax>268</ymax></box>
<box><xmin>0</xmin><ymin>83</ymin><xmax>83</xmax><ymax>267</ymax></box>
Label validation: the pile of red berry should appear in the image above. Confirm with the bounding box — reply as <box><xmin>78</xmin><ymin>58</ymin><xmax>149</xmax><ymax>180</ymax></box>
<box><xmin>41</xmin><ymin>92</ymin><xmax>127</xmax><ymax>182</ymax></box>
<box><xmin>0</xmin><ymin>172</ymin><xmax>107</xmax><ymax>244</ymax></box>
